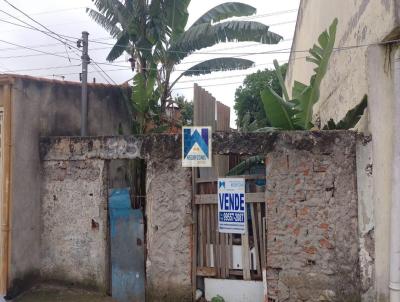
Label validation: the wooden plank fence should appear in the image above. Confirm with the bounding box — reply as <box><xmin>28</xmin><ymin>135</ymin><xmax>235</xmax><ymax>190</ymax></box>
<box><xmin>191</xmin><ymin>84</ymin><xmax>267</xmax><ymax>298</ymax></box>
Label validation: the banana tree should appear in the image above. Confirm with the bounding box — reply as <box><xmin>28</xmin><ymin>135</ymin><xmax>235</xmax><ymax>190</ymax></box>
<box><xmin>260</xmin><ymin>18</ymin><xmax>339</xmax><ymax>130</ymax></box>
<box><xmin>88</xmin><ymin>1</ymin><xmax>283</xmax><ymax>114</ymax></box>
<box><xmin>227</xmin><ymin>18</ymin><xmax>368</xmax><ymax>177</ymax></box>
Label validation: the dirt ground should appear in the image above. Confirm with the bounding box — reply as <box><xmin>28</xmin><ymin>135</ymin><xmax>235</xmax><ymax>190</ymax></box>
<box><xmin>11</xmin><ymin>285</ymin><xmax>115</xmax><ymax>302</ymax></box>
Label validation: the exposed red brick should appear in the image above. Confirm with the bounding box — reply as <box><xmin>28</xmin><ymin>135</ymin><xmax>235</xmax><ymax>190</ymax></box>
<box><xmin>319</xmin><ymin>223</ymin><xmax>329</xmax><ymax>230</ymax></box>
<box><xmin>299</xmin><ymin>207</ymin><xmax>309</xmax><ymax>216</ymax></box>
<box><xmin>319</xmin><ymin>238</ymin><xmax>333</xmax><ymax>249</ymax></box>
<box><xmin>293</xmin><ymin>227</ymin><xmax>301</xmax><ymax>236</ymax></box>
<box><xmin>304</xmin><ymin>246</ymin><xmax>317</xmax><ymax>254</ymax></box>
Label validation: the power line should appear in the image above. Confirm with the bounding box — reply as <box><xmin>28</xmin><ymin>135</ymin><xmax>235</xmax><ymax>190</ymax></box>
<box><xmin>173</xmin><ymin>81</ymin><xmax>245</xmax><ymax>90</ymax></box>
<box><xmin>30</xmin><ymin>6</ymin><xmax>87</xmax><ymax>16</ymax></box>
<box><xmin>2</xmin><ymin>64</ymin><xmax>81</xmax><ymax>73</ymax></box>
<box><xmin>92</xmin><ymin>61</ymin><xmax>117</xmax><ymax>85</ymax></box>
<box><xmin>0</xmin><ymin>46</ymin><xmax>118</xmax><ymax>59</ymax></box>
<box><xmin>2</xmin><ymin>0</ymin><xmax>75</xmax><ymax>42</ymax></box>
<box><xmin>0</xmin><ymin>39</ymin><xmax>80</xmax><ymax>61</ymax></box>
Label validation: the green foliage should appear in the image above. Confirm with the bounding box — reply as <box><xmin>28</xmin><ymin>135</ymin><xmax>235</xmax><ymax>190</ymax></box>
<box><xmin>234</xmin><ymin>64</ymin><xmax>287</xmax><ymax>129</ymax></box>
<box><xmin>174</xmin><ymin>95</ymin><xmax>193</xmax><ymax>126</ymax></box>
<box><xmin>261</xmin><ymin>87</ymin><xmax>296</xmax><ymax>129</ymax></box>
<box><xmin>260</xmin><ymin>18</ymin><xmax>338</xmax><ymax>130</ymax></box>
<box><xmin>191</xmin><ymin>2</ymin><xmax>256</xmax><ymax>27</ymax></box>
<box><xmin>211</xmin><ymin>295</ymin><xmax>225</xmax><ymax>302</ymax></box>
<box><xmin>323</xmin><ymin>96</ymin><xmax>368</xmax><ymax>130</ymax></box>
<box><xmin>183</xmin><ymin>58</ymin><xmax>254</xmax><ymax>77</ymax></box>
<box><xmin>226</xmin><ymin>155</ymin><xmax>263</xmax><ymax>176</ymax></box>
<box><xmin>131</xmin><ymin>66</ymin><xmax>159</xmax><ymax>134</ymax></box>
<box><xmin>88</xmin><ymin>0</ymin><xmax>283</xmax><ymax>122</ymax></box>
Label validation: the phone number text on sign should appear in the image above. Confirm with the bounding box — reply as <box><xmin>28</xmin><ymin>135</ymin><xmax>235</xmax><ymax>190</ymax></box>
<box><xmin>219</xmin><ymin>212</ymin><xmax>245</xmax><ymax>223</ymax></box>
<box><xmin>217</xmin><ymin>178</ymin><xmax>246</xmax><ymax>234</ymax></box>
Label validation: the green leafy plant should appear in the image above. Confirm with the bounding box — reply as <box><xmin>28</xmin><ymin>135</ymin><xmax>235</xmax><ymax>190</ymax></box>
<box><xmin>260</xmin><ymin>18</ymin><xmax>340</xmax><ymax>130</ymax></box>
<box><xmin>323</xmin><ymin>96</ymin><xmax>368</xmax><ymax>130</ymax></box>
<box><xmin>211</xmin><ymin>295</ymin><xmax>225</xmax><ymax>302</ymax></box>
<box><xmin>227</xmin><ymin>18</ymin><xmax>368</xmax><ymax>177</ymax></box>
<box><xmin>234</xmin><ymin>64</ymin><xmax>288</xmax><ymax>129</ymax></box>
<box><xmin>88</xmin><ymin>1</ymin><xmax>283</xmax><ymax>116</ymax></box>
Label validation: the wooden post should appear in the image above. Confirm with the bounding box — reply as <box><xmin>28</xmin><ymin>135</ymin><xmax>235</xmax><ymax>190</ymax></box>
<box><xmin>191</xmin><ymin>168</ymin><xmax>198</xmax><ymax>300</ymax></box>
<box><xmin>0</xmin><ymin>81</ymin><xmax>12</xmax><ymax>296</ymax></box>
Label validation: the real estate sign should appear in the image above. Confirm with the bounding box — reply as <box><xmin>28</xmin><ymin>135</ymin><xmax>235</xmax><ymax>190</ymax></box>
<box><xmin>182</xmin><ymin>126</ymin><xmax>212</xmax><ymax>167</ymax></box>
<box><xmin>218</xmin><ymin>178</ymin><xmax>246</xmax><ymax>234</ymax></box>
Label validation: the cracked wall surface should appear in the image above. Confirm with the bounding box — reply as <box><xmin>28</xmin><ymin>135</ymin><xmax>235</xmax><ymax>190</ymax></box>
<box><xmin>40</xmin><ymin>160</ymin><xmax>109</xmax><ymax>290</ymax></box>
<box><xmin>287</xmin><ymin>2</ymin><xmax>398</xmax><ymax>300</ymax></box>
<box><xmin>38</xmin><ymin>131</ymin><xmax>362</xmax><ymax>301</ymax></box>
<box><xmin>265</xmin><ymin>135</ymin><xmax>360</xmax><ymax>301</ymax></box>
<box><xmin>145</xmin><ymin>159</ymin><xmax>192</xmax><ymax>302</ymax></box>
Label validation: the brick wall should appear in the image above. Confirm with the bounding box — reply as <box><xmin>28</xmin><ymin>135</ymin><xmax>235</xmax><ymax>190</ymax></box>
<box><xmin>265</xmin><ymin>141</ymin><xmax>359</xmax><ymax>301</ymax></box>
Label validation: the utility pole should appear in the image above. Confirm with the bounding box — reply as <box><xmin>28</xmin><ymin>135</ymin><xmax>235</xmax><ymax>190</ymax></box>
<box><xmin>79</xmin><ymin>31</ymin><xmax>90</xmax><ymax>136</ymax></box>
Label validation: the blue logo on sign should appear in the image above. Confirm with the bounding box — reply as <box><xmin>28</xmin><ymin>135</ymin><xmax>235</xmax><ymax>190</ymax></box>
<box><xmin>219</xmin><ymin>181</ymin><xmax>225</xmax><ymax>189</ymax></box>
<box><xmin>183</xmin><ymin>128</ymin><xmax>209</xmax><ymax>158</ymax></box>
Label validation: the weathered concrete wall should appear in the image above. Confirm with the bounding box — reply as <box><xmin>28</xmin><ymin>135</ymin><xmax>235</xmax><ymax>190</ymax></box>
<box><xmin>40</xmin><ymin>159</ymin><xmax>108</xmax><ymax>290</ymax></box>
<box><xmin>146</xmin><ymin>159</ymin><xmax>192</xmax><ymax>302</ymax></box>
<box><xmin>286</xmin><ymin>2</ymin><xmax>399</xmax><ymax>300</ymax></box>
<box><xmin>356</xmin><ymin>136</ymin><xmax>375</xmax><ymax>301</ymax></box>
<box><xmin>39</xmin><ymin>131</ymin><xmax>359</xmax><ymax>301</ymax></box>
<box><xmin>265</xmin><ymin>133</ymin><xmax>359</xmax><ymax>301</ymax></box>
<box><xmin>4</xmin><ymin>75</ymin><xmax>131</xmax><ymax>296</ymax></box>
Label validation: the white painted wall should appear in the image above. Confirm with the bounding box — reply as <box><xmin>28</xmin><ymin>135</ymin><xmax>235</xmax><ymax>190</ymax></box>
<box><xmin>205</xmin><ymin>279</ymin><xmax>263</xmax><ymax>302</ymax></box>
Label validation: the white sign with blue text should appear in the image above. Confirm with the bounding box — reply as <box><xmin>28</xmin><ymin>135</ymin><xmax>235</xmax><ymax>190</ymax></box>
<box><xmin>182</xmin><ymin>126</ymin><xmax>212</xmax><ymax>167</ymax></box>
<box><xmin>218</xmin><ymin>178</ymin><xmax>246</xmax><ymax>234</ymax></box>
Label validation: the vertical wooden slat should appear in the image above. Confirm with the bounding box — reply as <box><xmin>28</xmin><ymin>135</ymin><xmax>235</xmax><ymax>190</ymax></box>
<box><xmin>0</xmin><ymin>82</ymin><xmax>11</xmax><ymax>293</ymax></box>
<box><xmin>215</xmin><ymin>210</ymin><xmax>220</xmax><ymax>278</ymax></box>
<box><xmin>229</xmin><ymin>233</ymin><xmax>233</xmax><ymax>272</ymax></box>
<box><xmin>258</xmin><ymin>203</ymin><xmax>266</xmax><ymax>270</ymax></box>
<box><xmin>198</xmin><ymin>206</ymin><xmax>204</xmax><ymax>268</ymax></box>
<box><xmin>210</xmin><ymin>204</ymin><xmax>215</xmax><ymax>267</ymax></box>
<box><xmin>225</xmin><ymin>234</ymin><xmax>230</xmax><ymax>277</ymax></box>
<box><xmin>242</xmin><ymin>208</ymin><xmax>251</xmax><ymax>280</ymax></box>
<box><xmin>213</xmin><ymin>205</ymin><xmax>218</xmax><ymax>274</ymax></box>
<box><xmin>220</xmin><ymin>233</ymin><xmax>226</xmax><ymax>278</ymax></box>
<box><xmin>250</xmin><ymin>204</ymin><xmax>261</xmax><ymax>276</ymax></box>
<box><xmin>191</xmin><ymin>168</ymin><xmax>198</xmax><ymax>299</ymax></box>
<box><xmin>206</xmin><ymin>205</ymin><xmax>211</xmax><ymax>267</ymax></box>
<box><xmin>262</xmin><ymin>216</ymin><xmax>268</xmax><ymax>300</ymax></box>
<box><xmin>202</xmin><ymin>206</ymin><xmax>207</xmax><ymax>266</ymax></box>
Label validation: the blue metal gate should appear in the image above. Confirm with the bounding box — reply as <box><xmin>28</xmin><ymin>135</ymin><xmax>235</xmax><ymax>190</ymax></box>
<box><xmin>109</xmin><ymin>188</ymin><xmax>145</xmax><ymax>302</ymax></box>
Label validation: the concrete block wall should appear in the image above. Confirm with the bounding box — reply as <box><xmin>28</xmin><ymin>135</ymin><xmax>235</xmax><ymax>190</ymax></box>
<box><xmin>40</xmin><ymin>160</ymin><xmax>109</xmax><ymax>290</ymax></box>
<box><xmin>265</xmin><ymin>139</ymin><xmax>359</xmax><ymax>300</ymax></box>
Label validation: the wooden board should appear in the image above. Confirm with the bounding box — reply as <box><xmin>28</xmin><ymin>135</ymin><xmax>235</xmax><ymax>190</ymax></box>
<box><xmin>242</xmin><ymin>216</ymin><xmax>251</xmax><ymax>280</ymax></box>
<box><xmin>197</xmin><ymin>266</ymin><xmax>217</xmax><ymax>277</ymax></box>
<box><xmin>250</xmin><ymin>204</ymin><xmax>261</xmax><ymax>275</ymax></box>
<box><xmin>195</xmin><ymin>193</ymin><xmax>264</xmax><ymax>205</ymax></box>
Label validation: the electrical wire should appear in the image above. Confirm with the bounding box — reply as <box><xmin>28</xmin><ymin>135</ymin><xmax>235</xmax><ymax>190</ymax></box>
<box><xmin>0</xmin><ymin>39</ymin><xmax>80</xmax><ymax>61</ymax></box>
<box><xmin>2</xmin><ymin>0</ymin><xmax>78</xmax><ymax>45</ymax></box>
<box><xmin>90</xmin><ymin>63</ymin><xmax>115</xmax><ymax>85</ymax></box>
<box><xmin>1</xmin><ymin>64</ymin><xmax>81</xmax><ymax>73</ymax></box>
<box><xmin>174</xmin><ymin>81</ymin><xmax>245</xmax><ymax>90</ymax></box>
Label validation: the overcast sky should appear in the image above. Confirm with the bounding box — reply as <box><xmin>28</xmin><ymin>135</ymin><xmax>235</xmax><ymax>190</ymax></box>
<box><xmin>0</xmin><ymin>0</ymin><xmax>300</xmax><ymax>127</ymax></box>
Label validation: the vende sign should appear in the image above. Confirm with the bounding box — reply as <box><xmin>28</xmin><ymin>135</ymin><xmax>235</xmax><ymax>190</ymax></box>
<box><xmin>218</xmin><ymin>178</ymin><xmax>246</xmax><ymax>234</ymax></box>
